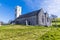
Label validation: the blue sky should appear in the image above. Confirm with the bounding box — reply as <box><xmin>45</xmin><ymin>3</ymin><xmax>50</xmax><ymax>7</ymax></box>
<box><xmin>0</xmin><ymin>0</ymin><xmax>60</xmax><ymax>23</ymax></box>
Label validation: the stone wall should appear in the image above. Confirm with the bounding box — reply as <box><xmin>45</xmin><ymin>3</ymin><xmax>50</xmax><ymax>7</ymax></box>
<box><xmin>15</xmin><ymin>15</ymin><xmax>38</xmax><ymax>25</ymax></box>
<box><xmin>38</xmin><ymin>9</ymin><xmax>51</xmax><ymax>26</ymax></box>
<box><xmin>15</xmin><ymin>9</ymin><xmax>51</xmax><ymax>26</ymax></box>
<box><xmin>45</xmin><ymin>13</ymin><xmax>51</xmax><ymax>26</ymax></box>
<box><xmin>38</xmin><ymin>9</ymin><xmax>45</xmax><ymax>26</ymax></box>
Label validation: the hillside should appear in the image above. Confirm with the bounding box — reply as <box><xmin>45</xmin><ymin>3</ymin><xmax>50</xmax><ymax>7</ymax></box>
<box><xmin>0</xmin><ymin>18</ymin><xmax>60</xmax><ymax>40</ymax></box>
<box><xmin>0</xmin><ymin>25</ymin><xmax>60</xmax><ymax>40</ymax></box>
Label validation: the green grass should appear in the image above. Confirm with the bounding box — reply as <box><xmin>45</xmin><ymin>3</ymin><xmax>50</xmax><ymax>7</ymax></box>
<box><xmin>40</xmin><ymin>27</ymin><xmax>60</xmax><ymax>40</ymax></box>
<box><xmin>0</xmin><ymin>25</ymin><xmax>60</xmax><ymax>40</ymax></box>
<box><xmin>0</xmin><ymin>18</ymin><xmax>60</xmax><ymax>40</ymax></box>
<box><xmin>52</xmin><ymin>18</ymin><xmax>60</xmax><ymax>26</ymax></box>
<box><xmin>0</xmin><ymin>25</ymin><xmax>48</xmax><ymax>40</ymax></box>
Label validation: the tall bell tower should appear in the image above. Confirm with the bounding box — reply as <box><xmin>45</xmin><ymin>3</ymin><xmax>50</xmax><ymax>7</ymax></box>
<box><xmin>15</xmin><ymin>5</ymin><xmax>22</xmax><ymax>18</ymax></box>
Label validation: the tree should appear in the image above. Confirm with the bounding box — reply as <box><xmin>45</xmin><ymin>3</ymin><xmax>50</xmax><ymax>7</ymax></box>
<box><xmin>51</xmin><ymin>14</ymin><xmax>57</xmax><ymax>27</ymax></box>
<box><xmin>8</xmin><ymin>20</ymin><xmax>13</xmax><ymax>24</ymax></box>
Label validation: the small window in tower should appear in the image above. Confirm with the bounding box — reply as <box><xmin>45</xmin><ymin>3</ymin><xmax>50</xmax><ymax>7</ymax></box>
<box><xmin>19</xmin><ymin>9</ymin><xmax>20</xmax><ymax>11</ymax></box>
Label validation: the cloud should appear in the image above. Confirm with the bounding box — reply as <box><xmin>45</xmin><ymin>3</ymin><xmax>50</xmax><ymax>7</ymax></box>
<box><xmin>42</xmin><ymin>0</ymin><xmax>60</xmax><ymax>17</ymax></box>
<box><xmin>23</xmin><ymin>0</ymin><xmax>60</xmax><ymax>17</ymax></box>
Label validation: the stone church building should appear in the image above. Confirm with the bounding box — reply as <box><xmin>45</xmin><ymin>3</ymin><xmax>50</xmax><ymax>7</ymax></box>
<box><xmin>13</xmin><ymin>6</ymin><xmax>51</xmax><ymax>26</ymax></box>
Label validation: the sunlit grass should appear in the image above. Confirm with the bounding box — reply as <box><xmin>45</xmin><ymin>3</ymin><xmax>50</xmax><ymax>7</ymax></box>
<box><xmin>52</xmin><ymin>18</ymin><xmax>60</xmax><ymax>26</ymax></box>
<box><xmin>0</xmin><ymin>18</ymin><xmax>60</xmax><ymax>40</ymax></box>
<box><xmin>0</xmin><ymin>25</ymin><xmax>60</xmax><ymax>40</ymax></box>
<box><xmin>0</xmin><ymin>25</ymin><xmax>51</xmax><ymax>40</ymax></box>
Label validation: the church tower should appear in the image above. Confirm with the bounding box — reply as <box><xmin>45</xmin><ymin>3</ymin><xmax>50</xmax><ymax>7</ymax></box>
<box><xmin>15</xmin><ymin>5</ymin><xmax>22</xmax><ymax>18</ymax></box>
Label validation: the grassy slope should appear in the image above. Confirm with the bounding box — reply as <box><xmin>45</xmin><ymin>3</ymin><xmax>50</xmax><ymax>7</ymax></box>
<box><xmin>0</xmin><ymin>18</ymin><xmax>60</xmax><ymax>40</ymax></box>
<box><xmin>0</xmin><ymin>25</ymin><xmax>50</xmax><ymax>40</ymax></box>
<box><xmin>0</xmin><ymin>25</ymin><xmax>60</xmax><ymax>40</ymax></box>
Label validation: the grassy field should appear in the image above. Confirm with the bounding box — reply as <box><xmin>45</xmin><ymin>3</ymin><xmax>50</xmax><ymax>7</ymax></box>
<box><xmin>0</xmin><ymin>25</ymin><xmax>60</xmax><ymax>40</ymax></box>
<box><xmin>0</xmin><ymin>18</ymin><xmax>60</xmax><ymax>40</ymax></box>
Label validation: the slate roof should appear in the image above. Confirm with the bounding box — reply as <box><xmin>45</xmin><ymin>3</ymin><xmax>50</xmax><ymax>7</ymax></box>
<box><xmin>17</xmin><ymin>9</ymin><xmax>42</xmax><ymax>19</ymax></box>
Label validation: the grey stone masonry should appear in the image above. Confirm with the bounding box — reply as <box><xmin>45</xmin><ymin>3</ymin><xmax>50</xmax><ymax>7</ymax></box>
<box><xmin>14</xmin><ymin>8</ymin><xmax>51</xmax><ymax>26</ymax></box>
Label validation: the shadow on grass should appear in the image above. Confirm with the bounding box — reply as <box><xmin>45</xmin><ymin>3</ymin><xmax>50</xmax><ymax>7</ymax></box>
<box><xmin>52</xmin><ymin>25</ymin><xmax>60</xmax><ymax>27</ymax></box>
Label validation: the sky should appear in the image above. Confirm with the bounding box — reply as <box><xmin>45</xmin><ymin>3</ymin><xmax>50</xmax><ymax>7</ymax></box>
<box><xmin>0</xmin><ymin>0</ymin><xmax>60</xmax><ymax>23</ymax></box>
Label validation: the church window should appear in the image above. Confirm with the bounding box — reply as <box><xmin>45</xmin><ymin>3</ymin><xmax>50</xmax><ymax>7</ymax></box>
<box><xmin>47</xmin><ymin>17</ymin><xmax>49</xmax><ymax>22</ymax></box>
<box><xmin>42</xmin><ymin>16</ymin><xmax>44</xmax><ymax>23</ymax></box>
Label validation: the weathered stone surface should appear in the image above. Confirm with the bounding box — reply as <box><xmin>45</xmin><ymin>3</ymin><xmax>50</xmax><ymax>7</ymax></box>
<box><xmin>14</xmin><ymin>9</ymin><xmax>51</xmax><ymax>26</ymax></box>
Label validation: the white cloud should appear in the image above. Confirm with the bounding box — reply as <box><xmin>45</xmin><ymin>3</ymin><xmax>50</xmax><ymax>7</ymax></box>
<box><xmin>23</xmin><ymin>0</ymin><xmax>60</xmax><ymax>17</ymax></box>
<box><xmin>42</xmin><ymin>0</ymin><xmax>60</xmax><ymax>17</ymax></box>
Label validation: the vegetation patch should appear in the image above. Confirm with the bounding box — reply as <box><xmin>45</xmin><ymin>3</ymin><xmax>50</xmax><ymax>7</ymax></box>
<box><xmin>0</xmin><ymin>18</ymin><xmax>60</xmax><ymax>40</ymax></box>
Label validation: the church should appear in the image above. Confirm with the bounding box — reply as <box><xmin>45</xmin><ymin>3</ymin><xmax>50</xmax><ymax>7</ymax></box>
<box><xmin>13</xmin><ymin>6</ymin><xmax>51</xmax><ymax>26</ymax></box>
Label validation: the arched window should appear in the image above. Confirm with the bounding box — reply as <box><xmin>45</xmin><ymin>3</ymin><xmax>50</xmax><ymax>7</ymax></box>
<box><xmin>42</xmin><ymin>16</ymin><xmax>44</xmax><ymax>23</ymax></box>
<box><xmin>47</xmin><ymin>17</ymin><xmax>49</xmax><ymax>22</ymax></box>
